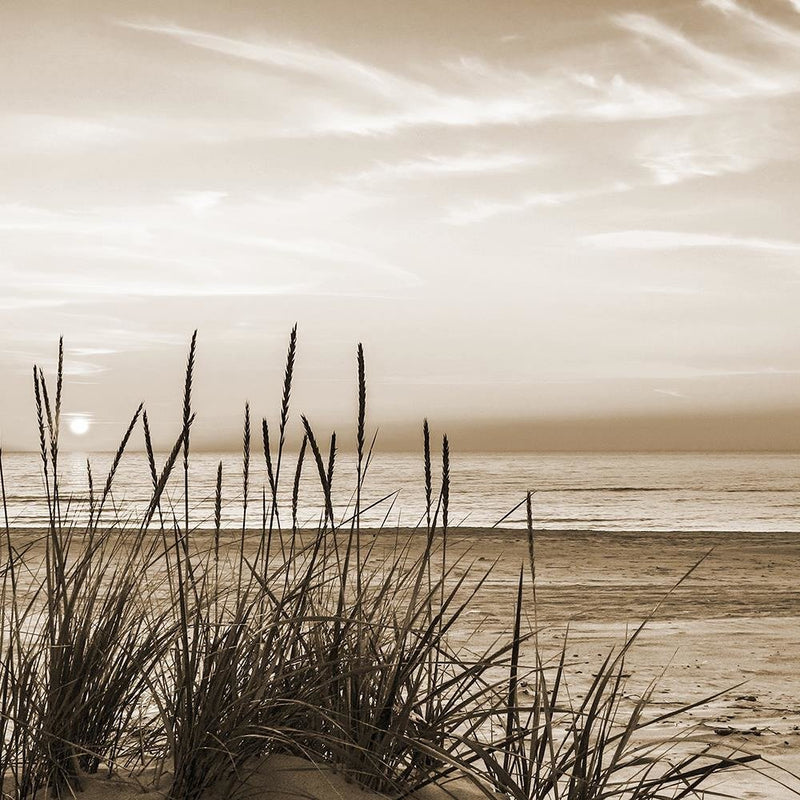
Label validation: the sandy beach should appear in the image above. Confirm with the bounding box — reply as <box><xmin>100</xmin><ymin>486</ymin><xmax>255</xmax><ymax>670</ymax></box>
<box><xmin>5</xmin><ymin>525</ymin><xmax>799</xmax><ymax>799</ymax></box>
<box><xmin>140</xmin><ymin>525</ymin><xmax>800</xmax><ymax>798</ymax></box>
<box><xmin>419</xmin><ymin>528</ymin><xmax>800</xmax><ymax>800</ymax></box>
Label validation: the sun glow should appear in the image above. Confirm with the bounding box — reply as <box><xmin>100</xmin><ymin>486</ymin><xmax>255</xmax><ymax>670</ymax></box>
<box><xmin>68</xmin><ymin>415</ymin><xmax>91</xmax><ymax>436</ymax></box>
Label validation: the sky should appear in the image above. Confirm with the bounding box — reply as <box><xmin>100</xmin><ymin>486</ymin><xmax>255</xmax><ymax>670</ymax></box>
<box><xmin>1</xmin><ymin>0</ymin><xmax>799</xmax><ymax>451</ymax></box>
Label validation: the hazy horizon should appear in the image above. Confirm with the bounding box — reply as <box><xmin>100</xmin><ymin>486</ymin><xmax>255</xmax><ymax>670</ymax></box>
<box><xmin>2</xmin><ymin>0</ymin><xmax>799</xmax><ymax>452</ymax></box>
<box><xmin>5</xmin><ymin>406</ymin><xmax>800</xmax><ymax>454</ymax></box>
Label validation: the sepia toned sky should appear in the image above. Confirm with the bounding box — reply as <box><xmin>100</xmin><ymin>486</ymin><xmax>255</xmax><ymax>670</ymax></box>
<box><xmin>1</xmin><ymin>0</ymin><xmax>799</xmax><ymax>451</ymax></box>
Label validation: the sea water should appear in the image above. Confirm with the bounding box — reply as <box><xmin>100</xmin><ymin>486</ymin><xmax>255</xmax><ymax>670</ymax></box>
<box><xmin>1</xmin><ymin>450</ymin><xmax>797</xmax><ymax>532</ymax></box>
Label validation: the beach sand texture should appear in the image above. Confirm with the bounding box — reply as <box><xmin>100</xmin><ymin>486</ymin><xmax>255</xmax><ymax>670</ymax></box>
<box><xmin>4</xmin><ymin>526</ymin><xmax>797</xmax><ymax>799</ymax></box>
<box><xmin>436</xmin><ymin>529</ymin><xmax>800</xmax><ymax>800</ymax></box>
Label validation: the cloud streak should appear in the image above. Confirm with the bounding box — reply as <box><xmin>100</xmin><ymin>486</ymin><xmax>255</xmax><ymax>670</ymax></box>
<box><xmin>120</xmin><ymin>16</ymin><xmax>767</xmax><ymax>139</ymax></box>
<box><xmin>704</xmin><ymin>0</ymin><xmax>800</xmax><ymax>48</ymax></box>
<box><xmin>614</xmin><ymin>12</ymin><xmax>780</xmax><ymax>93</ymax></box>
<box><xmin>348</xmin><ymin>152</ymin><xmax>538</xmax><ymax>183</ymax></box>
<box><xmin>444</xmin><ymin>182</ymin><xmax>631</xmax><ymax>225</ymax></box>
<box><xmin>0</xmin><ymin>195</ymin><xmax>422</xmax><ymax>307</ymax></box>
<box><xmin>0</xmin><ymin>114</ymin><xmax>136</xmax><ymax>152</ymax></box>
<box><xmin>583</xmin><ymin>230</ymin><xmax>800</xmax><ymax>252</ymax></box>
<box><xmin>121</xmin><ymin>21</ymin><xmax>436</xmax><ymax>105</ymax></box>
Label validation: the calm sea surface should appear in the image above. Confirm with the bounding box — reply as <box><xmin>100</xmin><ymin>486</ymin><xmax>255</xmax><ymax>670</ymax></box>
<box><xmin>0</xmin><ymin>451</ymin><xmax>797</xmax><ymax>532</ymax></box>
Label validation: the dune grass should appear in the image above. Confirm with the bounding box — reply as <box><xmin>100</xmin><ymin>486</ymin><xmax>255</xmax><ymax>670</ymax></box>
<box><xmin>0</xmin><ymin>331</ymin><xmax>777</xmax><ymax>799</ymax></box>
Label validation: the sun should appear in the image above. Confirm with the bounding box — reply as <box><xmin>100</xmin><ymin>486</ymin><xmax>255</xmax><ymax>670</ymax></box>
<box><xmin>68</xmin><ymin>415</ymin><xmax>91</xmax><ymax>436</ymax></box>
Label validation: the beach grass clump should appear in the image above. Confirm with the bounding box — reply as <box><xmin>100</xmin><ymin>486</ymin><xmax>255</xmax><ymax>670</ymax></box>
<box><xmin>470</xmin><ymin>561</ymin><xmax>758</xmax><ymax>800</ymax></box>
<box><xmin>0</xmin><ymin>330</ymin><xmax>773</xmax><ymax>799</ymax></box>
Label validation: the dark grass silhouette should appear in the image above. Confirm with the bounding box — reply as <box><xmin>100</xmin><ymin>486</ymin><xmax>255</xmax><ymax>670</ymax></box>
<box><xmin>0</xmin><ymin>330</ymin><xmax>782</xmax><ymax>800</ymax></box>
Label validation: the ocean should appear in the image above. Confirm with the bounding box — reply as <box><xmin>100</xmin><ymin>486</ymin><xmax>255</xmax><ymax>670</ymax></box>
<box><xmin>1</xmin><ymin>450</ymin><xmax>797</xmax><ymax>533</ymax></box>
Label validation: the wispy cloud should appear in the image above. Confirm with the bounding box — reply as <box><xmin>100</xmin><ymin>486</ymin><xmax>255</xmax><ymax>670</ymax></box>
<box><xmin>0</xmin><ymin>326</ymin><xmax>186</xmax><ymax>351</ymax></box>
<box><xmin>0</xmin><ymin>194</ymin><xmax>421</xmax><ymax>306</ymax></box>
<box><xmin>640</xmin><ymin>147</ymin><xmax>757</xmax><ymax>185</ymax></box>
<box><xmin>349</xmin><ymin>152</ymin><xmax>538</xmax><ymax>183</ymax></box>
<box><xmin>121</xmin><ymin>20</ymin><xmax>495</xmax><ymax>136</ymax></box>
<box><xmin>583</xmin><ymin>230</ymin><xmax>800</xmax><ymax>251</ymax></box>
<box><xmin>118</xmin><ymin>18</ymin><xmax>732</xmax><ymax>138</ymax></box>
<box><xmin>682</xmin><ymin>366</ymin><xmax>800</xmax><ymax>377</ymax></box>
<box><xmin>443</xmin><ymin>192</ymin><xmax>569</xmax><ymax>226</ymax></box>
<box><xmin>577</xmin><ymin>73</ymin><xmax>699</xmax><ymax>119</ymax></box>
<box><xmin>618</xmin><ymin>285</ymin><xmax>703</xmax><ymax>296</ymax></box>
<box><xmin>703</xmin><ymin>0</ymin><xmax>800</xmax><ymax>48</ymax></box>
<box><xmin>70</xmin><ymin>347</ymin><xmax>117</xmax><ymax>357</ymax></box>
<box><xmin>62</xmin><ymin>362</ymin><xmax>107</xmax><ymax>377</ymax></box>
<box><xmin>0</xmin><ymin>296</ymin><xmax>72</xmax><ymax>312</ymax></box>
<box><xmin>11</xmin><ymin>3</ymin><xmax>794</xmax><ymax>156</ymax></box>
<box><xmin>173</xmin><ymin>190</ymin><xmax>228</xmax><ymax>214</ymax></box>
<box><xmin>614</xmin><ymin>12</ymin><xmax>779</xmax><ymax>91</ymax></box>
<box><xmin>0</xmin><ymin>204</ymin><xmax>151</xmax><ymax>241</ymax></box>
<box><xmin>0</xmin><ymin>114</ymin><xmax>136</xmax><ymax>152</ymax></box>
<box><xmin>0</xmin><ymin>347</ymin><xmax>108</xmax><ymax>377</ymax></box>
<box><xmin>653</xmin><ymin>388</ymin><xmax>688</xmax><ymax>399</ymax></box>
<box><xmin>121</xmin><ymin>21</ymin><xmax>435</xmax><ymax>105</ymax></box>
<box><xmin>444</xmin><ymin>182</ymin><xmax>630</xmax><ymax>225</ymax></box>
<box><xmin>634</xmin><ymin>109</ymin><xmax>794</xmax><ymax>185</ymax></box>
